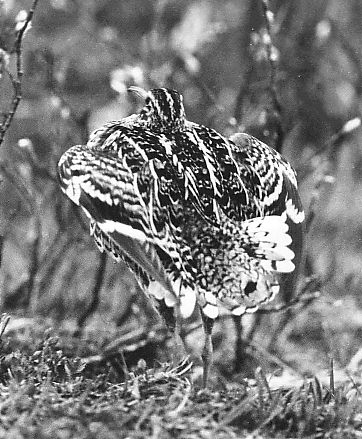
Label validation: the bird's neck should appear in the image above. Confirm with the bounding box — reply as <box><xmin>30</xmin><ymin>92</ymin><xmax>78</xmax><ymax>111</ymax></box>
<box><xmin>139</xmin><ymin>106</ymin><xmax>186</xmax><ymax>134</ymax></box>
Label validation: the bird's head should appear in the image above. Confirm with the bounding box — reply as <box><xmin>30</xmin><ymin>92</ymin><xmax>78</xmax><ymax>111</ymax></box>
<box><xmin>129</xmin><ymin>87</ymin><xmax>186</xmax><ymax>134</ymax></box>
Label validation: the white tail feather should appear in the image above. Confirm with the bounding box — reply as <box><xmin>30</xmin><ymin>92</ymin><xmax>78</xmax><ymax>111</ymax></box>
<box><xmin>171</xmin><ymin>278</ymin><xmax>197</xmax><ymax>318</ymax></box>
<box><xmin>242</xmin><ymin>215</ymin><xmax>295</xmax><ymax>270</ymax></box>
<box><xmin>260</xmin><ymin>259</ymin><xmax>295</xmax><ymax>273</ymax></box>
<box><xmin>148</xmin><ymin>281</ymin><xmax>178</xmax><ymax>307</ymax></box>
<box><xmin>245</xmin><ymin>216</ymin><xmax>289</xmax><ymax>233</ymax></box>
<box><xmin>148</xmin><ymin>278</ymin><xmax>197</xmax><ymax>318</ymax></box>
<box><xmin>254</xmin><ymin>245</ymin><xmax>295</xmax><ymax>261</ymax></box>
<box><xmin>253</xmin><ymin>231</ymin><xmax>292</xmax><ymax>246</ymax></box>
<box><xmin>199</xmin><ymin>290</ymin><xmax>219</xmax><ymax>319</ymax></box>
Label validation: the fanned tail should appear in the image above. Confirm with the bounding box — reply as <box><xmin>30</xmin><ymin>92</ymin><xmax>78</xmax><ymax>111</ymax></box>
<box><xmin>200</xmin><ymin>214</ymin><xmax>295</xmax><ymax>319</ymax></box>
<box><xmin>239</xmin><ymin>215</ymin><xmax>295</xmax><ymax>273</ymax></box>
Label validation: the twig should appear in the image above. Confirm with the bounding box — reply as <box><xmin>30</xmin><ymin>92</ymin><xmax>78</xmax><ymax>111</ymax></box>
<box><xmin>245</xmin><ymin>311</ymin><xmax>263</xmax><ymax>342</ymax></box>
<box><xmin>233</xmin><ymin>63</ymin><xmax>254</xmax><ymax>124</ymax></box>
<box><xmin>265</xmin><ymin>276</ymin><xmax>322</xmax><ymax>354</ymax></box>
<box><xmin>119</xmin><ymin>350</ymin><xmax>130</xmax><ymax>381</ymax></box>
<box><xmin>53</xmin><ymin>92</ymin><xmax>90</xmax><ymax>142</ymax></box>
<box><xmin>27</xmin><ymin>215</ymin><xmax>41</xmax><ymax>310</ymax></box>
<box><xmin>304</xmin><ymin>174</ymin><xmax>335</xmax><ymax>233</ymax></box>
<box><xmin>0</xmin><ymin>231</ymin><xmax>4</xmax><ymax>269</ymax></box>
<box><xmin>0</xmin><ymin>0</ymin><xmax>39</xmax><ymax>146</ymax></box>
<box><xmin>181</xmin><ymin>320</ymin><xmax>203</xmax><ymax>338</ymax></box>
<box><xmin>183</xmin><ymin>278</ymin><xmax>320</xmax><ymax>340</ymax></box>
<box><xmin>13</xmin><ymin>1</ymin><xmax>38</xmax><ymax>55</ymax></box>
<box><xmin>175</xmin><ymin>56</ymin><xmax>227</xmax><ymax>125</ymax></box>
<box><xmin>0</xmin><ymin>161</ymin><xmax>34</xmax><ymax>213</ymax></box>
<box><xmin>32</xmin><ymin>233</ymin><xmax>73</xmax><ymax>304</ymax></box>
<box><xmin>260</xmin><ymin>0</ymin><xmax>284</xmax><ymax>151</ymax></box>
<box><xmin>115</xmin><ymin>293</ymin><xmax>138</xmax><ymax>327</ymax></box>
<box><xmin>233</xmin><ymin>315</ymin><xmax>247</xmax><ymax>373</ymax></box>
<box><xmin>189</xmin><ymin>71</ymin><xmax>225</xmax><ymax>117</ymax></box>
<box><xmin>247</xmin><ymin>339</ymin><xmax>302</xmax><ymax>376</ymax></box>
<box><xmin>233</xmin><ymin>1</ymin><xmax>261</xmax><ymax>124</ymax></box>
<box><xmin>75</xmin><ymin>251</ymin><xmax>107</xmax><ymax>333</ymax></box>
<box><xmin>0</xmin><ymin>314</ymin><xmax>10</xmax><ymax>339</ymax></box>
<box><xmin>0</xmin><ymin>162</ymin><xmax>42</xmax><ymax>309</ymax></box>
<box><xmin>82</xmin><ymin>323</ymin><xmax>167</xmax><ymax>367</ymax></box>
<box><xmin>300</xmin><ymin>117</ymin><xmax>360</xmax><ymax>231</ymax></box>
<box><xmin>329</xmin><ymin>356</ymin><xmax>335</xmax><ymax>399</ymax></box>
<box><xmin>38</xmin><ymin>47</ymin><xmax>90</xmax><ymax>142</ymax></box>
<box><xmin>298</xmin><ymin>117</ymin><xmax>361</xmax><ymax>179</ymax></box>
<box><xmin>39</xmin><ymin>230</ymin><xmax>65</xmax><ymax>267</ymax></box>
<box><xmin>0</xmin><ymin>161</ymin><xmax>42</xmax><ymax>309</ymax></box>
<box><xmin>168</xmin><ymin>378</ymin><xmax>192</xmax><ymax>417</ymax></box>
<box><xmin>256</xmin><ymin>290</ymin><xmax>320</xmax><ymax>315</ymax></box>
<box><xmin>15</xmin><ymin>145</ymin><xmax>58</xmax><ymax>184</ymax></box>
<box><xmin>328</xmin><ymin>18</ymin><xmax>362</xmax><ymax>92</ymax></box>
<box><xmin>0</xmin><ymin>162</ymin><xmax>42</xmax><ymax>293</ymax></box>
<box><xmin>255</xmin><ymin>366</ymin><xmax>272</xmax><ymax>402</ymax></box>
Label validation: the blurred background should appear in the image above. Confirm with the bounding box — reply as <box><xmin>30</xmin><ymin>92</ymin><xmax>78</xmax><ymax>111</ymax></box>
<box><xmin>0</xmin><ymin>0</ymin><xmax>362</xmax><ymax>380</ymax></box>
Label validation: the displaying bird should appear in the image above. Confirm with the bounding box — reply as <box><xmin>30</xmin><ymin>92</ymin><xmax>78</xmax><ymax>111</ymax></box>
<box><xmin>57</xmin><ymin>87</ymin><xmax>304</xmax><ymax>387</ymax></box>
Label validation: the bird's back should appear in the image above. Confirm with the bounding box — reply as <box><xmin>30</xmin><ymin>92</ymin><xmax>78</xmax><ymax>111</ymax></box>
<box><xmin>58</xmin><ymin>88</ymin><xmax>303</xmax><ymax>321</ymax></box>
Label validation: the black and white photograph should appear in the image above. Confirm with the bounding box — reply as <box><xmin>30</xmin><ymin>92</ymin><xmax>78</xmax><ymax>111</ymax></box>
<box><xmin>0</xmin><ymin>1</ymin><xmax>361</xmax><ymax>437</ymax></box>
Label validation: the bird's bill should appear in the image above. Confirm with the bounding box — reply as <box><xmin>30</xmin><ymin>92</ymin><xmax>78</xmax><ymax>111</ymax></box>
<box><xmin>128</xmin><ymin>86</ymin><xmax>149</xmax><ymax>100</ymax></box>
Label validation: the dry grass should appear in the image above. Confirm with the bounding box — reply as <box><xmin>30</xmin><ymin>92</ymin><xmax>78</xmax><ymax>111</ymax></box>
<box><xmin>0</xmin><ymin>315</ymin><xmax>361</xmax><ymax>438</ymax></box>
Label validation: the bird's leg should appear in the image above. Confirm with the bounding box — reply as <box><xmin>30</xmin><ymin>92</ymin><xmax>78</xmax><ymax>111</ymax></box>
<box><xmin>155</xmin><ymin>299</ymin><xmax>186</xmax><ymax>364</ymax></box>
<box><xmin>172</xmin><ymin>303</ymin><xmax>187</xmax><ymax>362</ymax></box>
<box><xmin>201</xmin><ymin>312</ymin><xmax>214</xmax><ymax>388</ymax></box>
<box><xmin>233</xmin><ymin>315</ymin><xmax>245</xmax><ymax>373</ymax></box>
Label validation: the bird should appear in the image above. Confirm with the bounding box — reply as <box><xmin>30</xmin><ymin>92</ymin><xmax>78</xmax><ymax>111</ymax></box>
<box><xmin>57</xmin><ymin>87</ymin><xmax>304</xmax><ymax>387</ymax></box>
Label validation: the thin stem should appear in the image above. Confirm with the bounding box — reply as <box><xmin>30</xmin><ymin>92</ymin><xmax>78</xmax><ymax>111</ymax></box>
<box><xmin>0</xmin><ymin>161</ymin><xmax>42</xmax><ymax>308</ymax></box>
<box><xmin>298</xmin><ymin>117</ymin><xmax>361</xmax><ymax>179</ymax></box>
<box><xmin>75</xmin><ymin>251</ymin><xmax>107</xmax><ymax>333</ymax></box>
<box><xmin>0</xmin><ymin>0</ymin><xmax>39</xmax><ymax>146</ymax></box>
<box><xmin>261</xmin><ymin>0</ymin><xmax>284</xmax><ymax>151</ymax></box>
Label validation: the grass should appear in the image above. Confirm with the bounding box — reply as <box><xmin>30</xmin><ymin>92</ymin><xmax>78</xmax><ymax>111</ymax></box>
<box><xmin>0</xmin><ymin>315</ymin><xmax>361</xmax><ymax>438</ymax></box>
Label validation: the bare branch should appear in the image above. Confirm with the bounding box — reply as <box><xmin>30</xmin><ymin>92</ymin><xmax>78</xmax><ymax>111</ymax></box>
<box><xmin>0</xmin><ymin>314</ymin><xmax>11</xmax><ymax>340</ymax></box>
<box><xmin>0</xmin><ymin>161</ymin><xmax>35</xmax><ymax>213</ymax></box>
<box><xmin>298</xmin><ymin>117</ymin><xmax>361</xmax><ymax>179</ymax></box>
<box><xmin>256</xmin><ymin>290</ymin><xmax>320</xmax><ymax>314</ymax></box>
<box><xmin>174</xmin><ymin>56</ymin><xmax>227</xmax><ymax>126</ymax></box>
<box><xmin>247</xmin><ymin>338</ymin><xmax>303</xmax><ymax>376</ymax></box>
<box><xmin>75</xmin><ymin>251</ymin><xmax>108</xmax><ymax>333</ymax></box>
<box><xmin>233</xmin><ymin>63</ymin><xmax>254</xmax><ymax>125</ymax></box>
<box><xmin>299</xmin><ymin>117</ymin><xmax>360</xmax><ymax>231</ymax></box>
<box><xmin>329</xmin><ymin>356</ymin><xmax>335</xmax><ymax>398</ymax></box>
<box><xmin>257</xmin><ymin>276</ymin><xmax>321</xmax><ymax>314</ymax></box>
<box><xmin>261</xmin><ymin>0</ymin><xmax>284</xmax><ymax>151</ymax></box>
<box><xmin>13</xmin><ymin>1</ymin><xmax>39</xmax><ymax>56</ymax></box>
<box><xmin>304</xmin><ymin>174</ymin><xmax>335</xmax><ymax>232</ymax></box>
<box><xmin>27</xmin><ymin>219</ymin><xmax>41</xmax><ymax>310</ymax></box>
<box><xmin>0</xmin><ymin>160</ymin><xmax>42</xmax><ymax>308</ymax></box>
<box><xmin>0</xmin><ymin>0</ymin><xmax>39</xmax><ymax>146</ymax></box>
<box><xmin>15</xmin><ymin>144</ymin><xmax>58</xmax><ymax>184</ymax></box>
<box><xmin>33</xmin><ymin>235</ymin><xmax>82</xmax><ymax>304</ymax></box>
<box><xmin>327</xmin><ymin>18</ymin><xmax>362</xmax><ymax>93</ymax></box>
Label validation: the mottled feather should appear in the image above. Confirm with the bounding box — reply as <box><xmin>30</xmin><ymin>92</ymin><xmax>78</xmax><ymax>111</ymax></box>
<box><xmin>58</xmin><ymin>88</ymin><xmax>304</xmax><ymax>322</ymax></box>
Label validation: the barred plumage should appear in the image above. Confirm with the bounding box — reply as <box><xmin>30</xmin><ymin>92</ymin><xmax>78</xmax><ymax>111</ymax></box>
<box><xmin>58</xmin><ymin>87</ymin><xmax>304</xmax><ymax>386</ymax></box>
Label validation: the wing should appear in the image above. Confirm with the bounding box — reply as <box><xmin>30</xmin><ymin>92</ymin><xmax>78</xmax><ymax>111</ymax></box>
<box><xmin>58</xmin><ymin>141</ymin><xmax>196</xmax><ymax>317</ymax></box>
<box><xmin>172</xmin><ymin>129</ymin><xmax>305</xmax><ymax>318</ymax></box>
<box><xmin>229</xmin><ymin>133</ymin><xmax>305</xmax><ymax>302</ymax></box>
<box><xmin>229</xmin><ymin>133</ymin><xmax>304</xmax><ymax>224</ymax></box>
<box><xmin>165</xmin><ymin>125</ymin><xmax>304</xmax><ymax>317</ymax></box>
<box><xmin>228</xmin><ymin>133</ymin><xmax>305</xmax><ymax>261</ymax></box>
<box><xmin>190</xmin><ymin>213</ymin><xmax>297</xmax><ymax>318</ymax></box>
<box><xmin>180</xmin><ymin>123</ymin><xmax>284</xmax><ymax>222</ymax></box>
